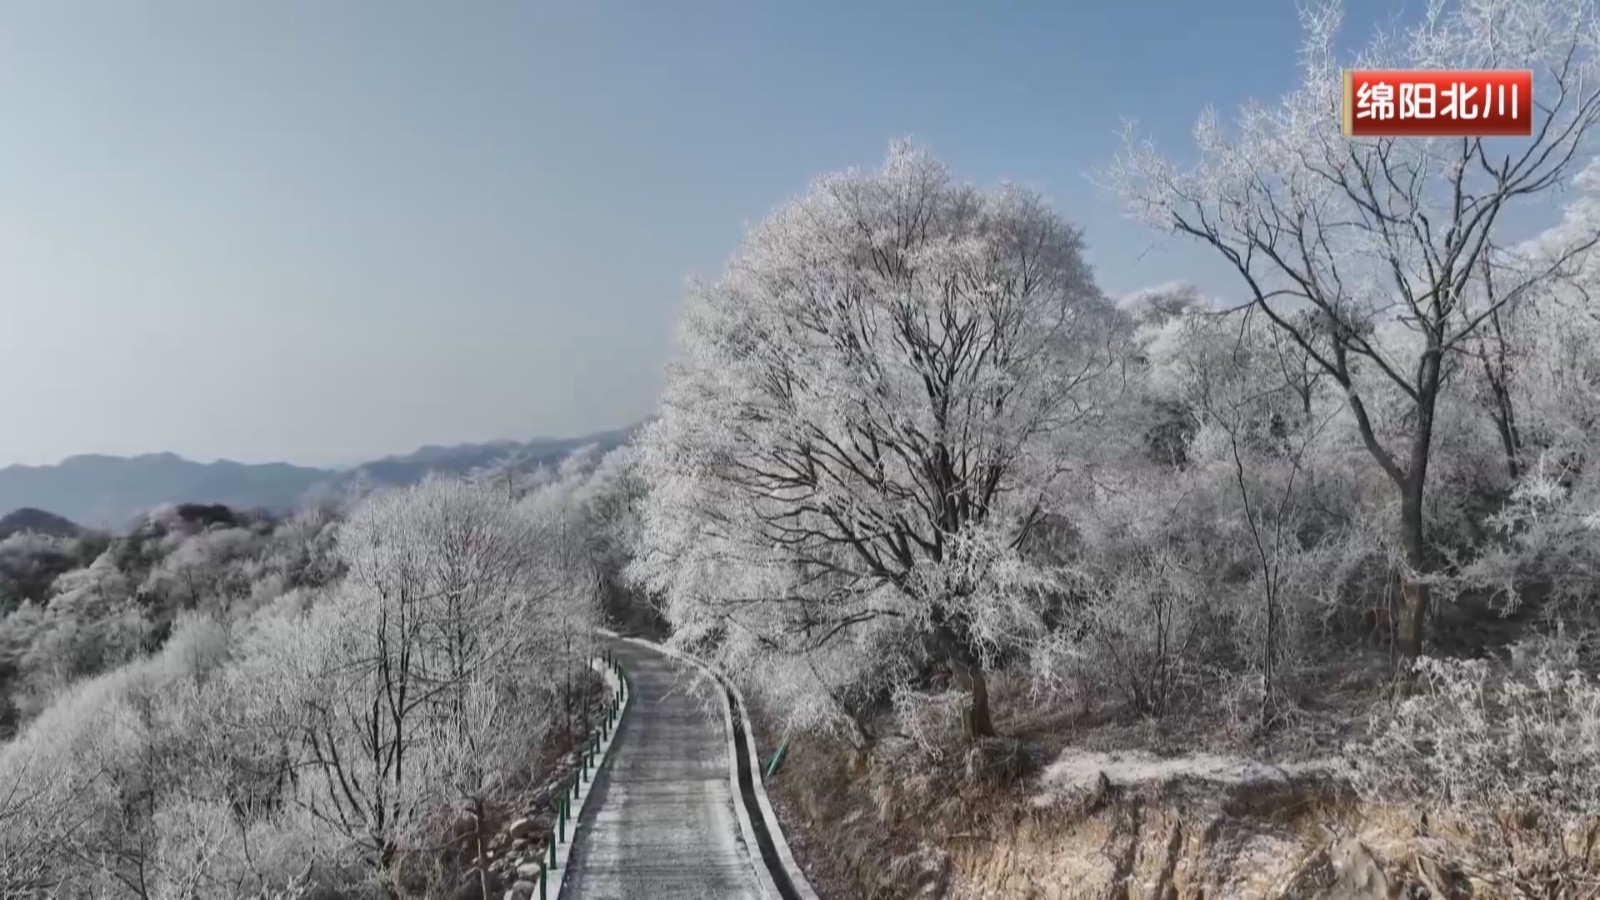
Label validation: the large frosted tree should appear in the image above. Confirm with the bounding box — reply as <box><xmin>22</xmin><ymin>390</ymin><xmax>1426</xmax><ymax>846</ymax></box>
<box><xmin>630</xmin><ymin>142</ymin><xmax>1122</xmax><ymax>739</ymax></box>
<box><xmin>1109</xmin><ymin>0</ymin><xmax>1600</xmax><ymax>656</ymax></box>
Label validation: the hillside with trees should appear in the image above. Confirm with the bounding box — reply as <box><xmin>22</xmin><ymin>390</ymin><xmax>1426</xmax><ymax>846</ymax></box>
<box><xmin>0</xmin><ymin>447</ymin><xmax>645</xmax><ymax>898</ymax></box>
<box><xmin>624</xmin><ymin>2</ymin><xmax>1600</xmax><ymax>892</ymax></box>
<box><xmin>6</xmin><ymin>0</ymin><xmax>1600</xmax><ymax>896</ymax></box>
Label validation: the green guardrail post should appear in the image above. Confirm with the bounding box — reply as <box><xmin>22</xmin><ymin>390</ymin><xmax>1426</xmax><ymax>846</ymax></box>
<box><xmin>765</xmin><ymin>736</ymin><xmax>790</xmax><ymax>779</ymax></box>
<box><xmin>549</xmin><ymin>830</ymin><xmax>558</xmax><ymax>867</ymax></box>
<box><xmin>539</xmin><ymin>861</ymin><xmax>548</xmax><ymax>900</ymax></box>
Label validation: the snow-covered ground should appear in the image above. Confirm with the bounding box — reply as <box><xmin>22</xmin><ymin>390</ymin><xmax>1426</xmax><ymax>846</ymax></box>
<box><xmin>1031</xmin><ymin>748</ymin><xmax>1339</xmax><ymax>806</ymax></box>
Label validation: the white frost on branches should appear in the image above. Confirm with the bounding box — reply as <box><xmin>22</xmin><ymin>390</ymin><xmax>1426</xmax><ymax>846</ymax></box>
<box><xmin>629</xmin><ymin>140</ymin><xmax>1125</xmax><ymax>736</ymax></box>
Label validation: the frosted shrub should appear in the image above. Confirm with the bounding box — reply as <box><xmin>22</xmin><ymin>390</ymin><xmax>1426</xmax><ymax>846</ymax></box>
<box><xmin>890</xmin><ymin>687</ymin><xmax>968</xmax><ymax>764</ymax></box>
<box><xmin>1351</xmin><ymin>656</ymin><xmax>1600</xmax><ymax>817</ymax></box>
<box><xmin>1080</xmin><ymin>548</ymin><xmax>1214</xmax><ymax>715</ymax></box>
<box><xmin>737</xmin><ymin>624</ymin><xmax>912</xmax><ymax>748</ymax></box>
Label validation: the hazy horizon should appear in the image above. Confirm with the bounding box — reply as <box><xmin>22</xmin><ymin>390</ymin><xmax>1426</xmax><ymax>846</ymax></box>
<box><xmin>0</xmin><ymin>419</ymin><xmax>642</xmax><ymax>470</ymax></box>
<box><xmin>0</xmin><ymin>0</ymin><xmax>1406</xmax><ymax>467</ymax></box>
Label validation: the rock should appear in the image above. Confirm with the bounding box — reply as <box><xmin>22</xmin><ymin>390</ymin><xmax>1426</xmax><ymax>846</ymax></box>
<box><xmin>451</xmin><ymin>811</ymin><xmax>480</xmax><ymax>845</ymax></box>
<box><xmin>1278</xmin><ymin>838</ymin><xmax>1399</xmax><ymax>900</ymax></box>
<box><xmin>1272</xmin><ymin>836</ymin><xmax>1395</xmax><ymax>900</ymax></box>
<box><xmin>508</xmin><ymin>817</ymin><xmax>537</xmax><ymax>840</ymax></box>
<box><xmin>1278</xmin><ymin>847</ymin><xmax>1337</xmax><ymax>900</ymax></box>
<box><xmin>1086</xmin><ymin>770</ymin><xmax>1113</xmax><ymax>811</ymax></box>
<box><xmin>885</xmin><ymin>844</ymin><xmax>949</xmax><ymax>897</ymax></box>
<box><xmin>1329</xmin><ymin>837</ymin><xmax>1391</xmax><ymax>898</ymax></box>
<box><xmin>516</xmin><ymin>862</ymin><xmax>542</xmax><ymax>880</ymax></box>
<box><xmin>505</xmin><ymin>880</ymin><xmax>537</xmax><ymax>900</ymax></box>
<box><xmin>451</xmin><ymin>869</ymin><xmax>497</xmax><ymax>900</ymax></box>
<box><xmin>1414</xmin><ymin>855</ymin><xmax>1471</xmax><ymax>899</ymax></box>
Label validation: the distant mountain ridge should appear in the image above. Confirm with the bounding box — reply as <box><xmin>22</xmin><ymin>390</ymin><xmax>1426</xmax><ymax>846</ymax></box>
<box><xmin>0</xmin><ymin>424</ymin><xmax>639</xmax><ymax>530</ymax></box>
<box><xmin>346</xmin><ymin>424</ymin><xmax>638</xmax><ymax>487</ymax></box>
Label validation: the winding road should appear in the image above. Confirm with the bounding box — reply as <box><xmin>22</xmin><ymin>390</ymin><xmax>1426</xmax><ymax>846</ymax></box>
<box><xmin>558</xmin><ymin>638</ymin><xmax>766</xmax><ymax>899</ymax></box>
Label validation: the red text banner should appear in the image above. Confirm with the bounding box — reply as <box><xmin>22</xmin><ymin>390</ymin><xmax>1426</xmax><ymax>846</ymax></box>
<box><xmin>1342</xmin><ymin>69</ymin><xmax>1533</xmax><ymax>137</ymax></box>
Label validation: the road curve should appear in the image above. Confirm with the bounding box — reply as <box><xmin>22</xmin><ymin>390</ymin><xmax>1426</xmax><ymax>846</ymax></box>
<box><xmin>558</xmin><ymin>638</ymin><xmax>765</xmax><ymax>899</ymax></box>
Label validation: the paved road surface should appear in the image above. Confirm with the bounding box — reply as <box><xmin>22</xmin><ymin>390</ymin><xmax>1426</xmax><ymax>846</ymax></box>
<box><xmin>559</xmin><ymin>638</ymin><xmax>765</xmax><ymax>899</ymax></box>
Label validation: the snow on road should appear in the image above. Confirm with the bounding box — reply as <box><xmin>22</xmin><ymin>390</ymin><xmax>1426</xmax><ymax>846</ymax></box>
<box><xmin>558</xmin><ymin>639</ymin><xmax>765</xmax><ymax>900</ymax></box>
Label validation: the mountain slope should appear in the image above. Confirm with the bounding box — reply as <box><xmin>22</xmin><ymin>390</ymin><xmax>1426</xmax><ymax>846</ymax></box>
<box><xmin>0</xmin><ymin>424</ymin><xmax>640</xmax><ymax>529</ymax></box>
<box><xmin>0</xmin><ymin>507</ymin><xmax>82</xmax><ymax>540</ymax></box>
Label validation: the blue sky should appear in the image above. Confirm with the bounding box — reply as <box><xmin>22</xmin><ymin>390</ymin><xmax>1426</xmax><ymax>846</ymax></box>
<box><xmin>0</xmin><ymin>0</ymin><xmax>1405</xmax><ymax>466</ymax></box>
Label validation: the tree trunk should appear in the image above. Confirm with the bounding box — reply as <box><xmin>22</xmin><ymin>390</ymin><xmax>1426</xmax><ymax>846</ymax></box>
<box><xmin>1489</xmin><ymin>386</ymin><xmax>1522</xmax><ymax>482</ymax></box>
<box><xmin>1482</xmin><ymin>306</ymin><xmax>1522</xmax><ymax>482</ymax></box>
<box><xmin>1395</xmin><ymin>346</ymin><xmax>1441</xmax><ymax>659</ymax></box>
<box><xmin>928</xmin><ymin>621</ymin><xmax>997</xmax><ymax>741</ymax></box>
<box><xmin>1397</xmin><ymin>480</ymin><xmax>1429</xmax><ymax>658</ymax></box>
<box><xmin>947</xmin><ymin>650</ymin><xmax>995</xmax><ymax>741</ymax></box>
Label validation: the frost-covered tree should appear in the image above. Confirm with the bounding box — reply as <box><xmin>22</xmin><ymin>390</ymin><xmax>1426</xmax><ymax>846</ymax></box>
<box><xmin>1109</xmin><ymin>0</ymin><xmax>1600</xmax><ymax>656</ymax></box>
<box><xmin>1452</xmin><ymin>166</ymin><xmax>1600</xmax><ymax>618</ymax></box>
<box><xmin>1156</xmin><ymin>306</ymin><xmax>1343</xmax><ymax>712</ymax></box>
<box><xmin>631</xmin><ymin>142</ymin><xmax>1124</xmax><ymax>738</ymax></box>
<box><xmin>304</xmin><ymin>478</ymin><xmax>580</xmax><ymax>879</ymax></box>
<box><xmin>141</xmin><ymin>527</ymin><xmax>261</xmax><ymax>613</ymax></box>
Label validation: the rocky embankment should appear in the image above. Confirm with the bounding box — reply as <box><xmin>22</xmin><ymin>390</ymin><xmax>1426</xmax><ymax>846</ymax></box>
<box><xmin>447</xmin><ymin>805</ymin><xmax>555</xmax><ymax>900</ymax></box>
<box><xmin>762</xmin><ymin>738</ymin><xmax>1599</xmax><ymax>899</ymax></box>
